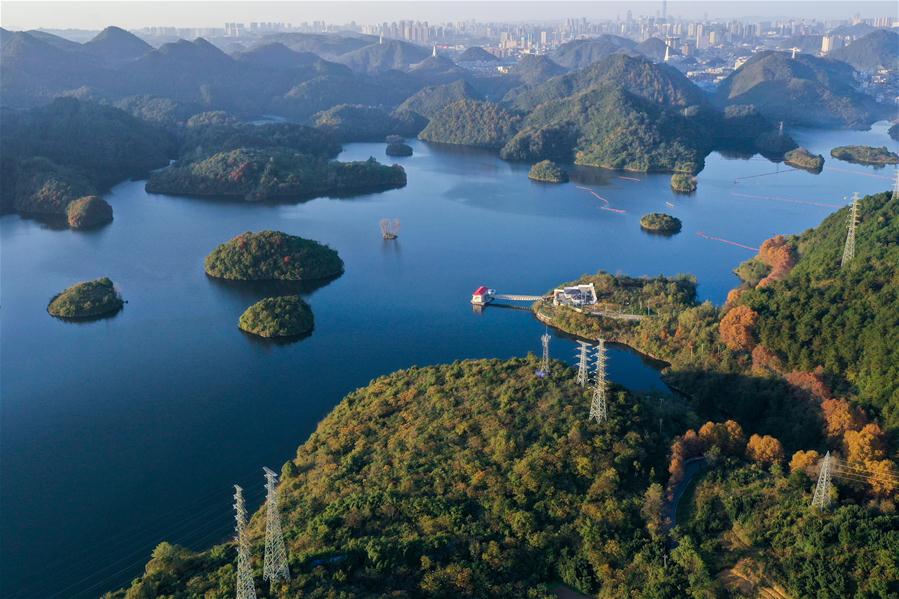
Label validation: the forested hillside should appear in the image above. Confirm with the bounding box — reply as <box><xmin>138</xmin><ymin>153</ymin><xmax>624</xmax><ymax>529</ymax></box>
<box><xmin>109</xmin><ymin>357</ymin><xmax>898</xmax><ymax>598</ymax></box>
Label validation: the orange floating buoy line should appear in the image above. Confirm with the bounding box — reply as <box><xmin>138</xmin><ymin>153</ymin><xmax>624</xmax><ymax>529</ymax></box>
<box><xmin>695</xmin><ymin>231</ymin><xmax>759</xmax><ymax>252</ymax></box>
<box><xmin>575</xmin><ymin>186</ymin><xmax>627</xmax><ymax>214</ymax></box>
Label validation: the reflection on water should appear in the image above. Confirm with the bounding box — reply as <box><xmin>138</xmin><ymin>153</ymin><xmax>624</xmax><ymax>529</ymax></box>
<box><xmin>1</xmin><ymin>122</ymin><xmax>896</xmax><ymax>598</ymax></box>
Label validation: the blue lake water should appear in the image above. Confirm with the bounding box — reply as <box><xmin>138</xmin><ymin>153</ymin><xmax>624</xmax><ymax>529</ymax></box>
<box><xmin>1</xmin><ymin>122</ymin><xmax>895</xmax><ymax>597</ymax></box>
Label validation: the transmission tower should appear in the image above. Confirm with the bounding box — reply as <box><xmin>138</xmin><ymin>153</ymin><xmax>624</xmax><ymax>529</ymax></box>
<box><xmin>841</xmin><ymin>193</ymin><xmax>860</xmax><ymax>268</ymax></box>
<box><xmin>892</xmin><ymin>169</ymin><xmax>899</xmax><ymax>201</ymax></box>
<box><xmin>811</xmin><ymin>451</ymin><xmax>832</xmax><ymax>509</ymax></box>
<box><xmin>262</xmin><ymin>467</ymin><xmax>290</xmax><ymax>589</ymax></box>
<box><xmin>536</xmin><ymin>331</ymin><xmax>551</xmax><ymax>377</ymax></box>
<box><xmin>589</xmin><ymin>339</ymin><xmax>608</xmax><ymax>424</ymax></box>
<box><xmin>233</xmin><ymin>485</ymin><xmax>257</xmax><ymax>599</ymax></box>
<box><xmin>575</xmin><ymin>341</ymin><xmax>590</xmax><ymax>387</ymax></box>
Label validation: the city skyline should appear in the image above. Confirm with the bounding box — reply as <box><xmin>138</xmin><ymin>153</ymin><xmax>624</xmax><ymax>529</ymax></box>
<box><xmin>2</xmin><ymin>0</ymin><xmax>896</xmax><ymax>30</ymax></box>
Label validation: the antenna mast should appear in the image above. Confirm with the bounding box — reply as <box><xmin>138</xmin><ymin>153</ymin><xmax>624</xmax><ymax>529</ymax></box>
<box><xmin>233</xmin><ymin>485</ymin><xmax>257</xmax><ymax>599</ymax></box>
<box><xmin>262</xmin><ymin>467</ymin><xmax>290</xmax><ymax>589</ymax></box>
<box><xmin>589</xmin><ymin>339</ymin><xmax>608</xmax><ymax>423</ymax></box>
<box><xmin>841</xmin><ymin>192</ymin><xmax>860</xmax><ymax>268</ymax></box>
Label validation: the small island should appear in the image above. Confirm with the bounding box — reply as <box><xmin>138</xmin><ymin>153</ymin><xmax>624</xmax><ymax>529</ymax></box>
<box><xmin>385</xmin><ymin>142</ymin><xmax>413</xmax><ymax>157</ymax></box>
<box><xmin>66</xmin><ymin>195</ymin><xmax>113</xmax><ymax>229</ymax></box>
<box><xmin>783</xmin><ymin>147</ymin><xmax>824</xmax><ymax>172</ymax></box>
<box><xmin>238</xmin><ymin>295</ymin><xmax>313</xmax><ymax>338</ymax></box>
<box><xmin>640</xmin><ymin>212</ymin><xmax>682</xmax><ymax>234</ymax></box>
<box><xmin>527</xmin><ymin>160</ymin><xmax>569</xmax><ymax>183</ymax></box>
<box><xmin>830</xmin><ymin>145</ymin><xmax>899</xmax><ymax>166</ymax></box>
<box><xmin>670</xmin><ymin>173</ymin><xmax>697</xmax><ymax>193</ymax></box>
<box><xmin>146</xmin><ymin>149</ymin><xmax>406</xmax><ymax>202</ymax></box>
<box><xmin>205</xmin><ymin>230</ymin><xmax>344</xmax><ymax>281</ymax></box>
<box><xmin>48</xmin><ymin>277</ymin><xmax>123</xmax><ymax>319</ymax></box>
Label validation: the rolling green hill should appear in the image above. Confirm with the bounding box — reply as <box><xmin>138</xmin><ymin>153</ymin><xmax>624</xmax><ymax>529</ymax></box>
<box><xmin>716</xmin><ymin>51</ymin><xmax>887</xmax><ymax>128</ymax></box>
<box><xmin>418</xmin><ymin>99</ymin><xmax>522</xmax><ymax>148</ymax></box>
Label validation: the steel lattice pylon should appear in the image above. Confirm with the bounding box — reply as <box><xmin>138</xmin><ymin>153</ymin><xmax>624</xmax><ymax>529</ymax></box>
<box><xmin>575</xmin><ymin>341</ymin><xmax>591</xmax><ymax>387</ymax></box>
<box><xmin>536</xmin><ymin>332</ymin><xmax>551</xmax><ymax>377</ymax></box>
<box><xmin>811</xmin><ymin>451</ymin><xmax>832</xmax><ymax>509</ymax></box>
<box><xmin>263</xmin><ymin>467</ymin><xmax>290</xmax><ymax>589</ymax></box>
<box><xmin>233</xmin><ymin>485</ymin><xmax>257</xmax><ymax>599</ymax></box>
<box><xmin>589</xmin><ymin>339</ymin><xmax>608</xmax><ymax>424</ymax></box>
<box><xmin>841</xmin><ymin>193</ymin><xmax>860</xmax><ymax>268</ymax></box>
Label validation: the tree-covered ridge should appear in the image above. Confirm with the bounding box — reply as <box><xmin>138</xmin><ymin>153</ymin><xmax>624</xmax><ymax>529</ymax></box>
<box><xmin>830</xmin><ymin>145</ymin><xmax>899</xmax><ymax>166</ymax></box>
<box><xmin>47</xmin><ymin>277</ymin><xmax>123</xmax><ymax>319</ymax></box>
<box><xmin>678</xmin><ymin>460</ymin><xmax>899</xmax><ymax>598</ymax></box>
<box><xmin>312</xmin><ymin>104</ymin><xmax>421</xmax><ymax>142</ymax></box>
<box><xmin>739</xmin><ymin>191</ymin><xmax>899</xmax><ymax>427</ymax></box>
<box><xmin>715</xmin><ymin>51</ymin><xmax>888</xmax><ymax>128</ymax></box>
<box><xmin>507</xmin><ymin>54</ymin><xmax>707</xmax><ymax>113</ymax></box>
<box><xmin>108</xmin><ymin>358</ymin><xmax>681</xmax><ymax>598</ymax></box>
<box><xmin>176</xmin><ymin>122</ymin><xmax>341</xmax><ymax>163</ymax></box>
<box><xmin>146</xmin><ymin>148</ymin><xmax>406</xmax><ymax>202</ymax></box>
<box><xmin>0</xmin><ymin>98</ymin><xmax>171</xmax><ymax>215</ymax></box>
<box><xmin>238</xmin><ymin>295</ymin><xmax>314</xmax><ymax>338</ymax></box>
<box><xmin>418</xmin><ymin>99</ymin><xmax>522</xmax><ymax>148</ymax></box>
<box><xmin>395</xmin><ymin>79</ymin><xmax>482</xmax><ymax>120</ymax></box>
<box><xmin>204</xmin><ymin>230</ymin><xmax>344</xmax><ymax>281</ymax></box>
<box><xmin>829</xmin><ymin>29</ymin><xmax>899</xmax><ymax>72</ymax></box>
<box><xmin>506</xmin><ymin>83</ymin><xmax>709</xmax><ymax>173</ymax></box>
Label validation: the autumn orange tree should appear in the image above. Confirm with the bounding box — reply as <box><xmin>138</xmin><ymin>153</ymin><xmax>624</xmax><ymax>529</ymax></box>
<box><xmin>718</xmin><ymin>304</ymin><xmax>759</xmax><ymax>351</ymax></box>
<box><xmin>746</xmin><ymin>434</ymin><xmax>785</xmax><ymax>464</ymax></box>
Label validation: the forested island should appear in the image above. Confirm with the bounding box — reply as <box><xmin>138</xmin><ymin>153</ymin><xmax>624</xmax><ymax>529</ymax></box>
<box><xmin>670</xmin><ymin>173</ymin><xmax>697</xmax><ymax>193</ymax></box>
<box><xmin>830</xmin><ymin>145</ymin><xmax>899</xmax><ymax>166</ymax></box>
<box><xmin>527</xmin><ymin>160</ymin><xmax>569</xmax><ymax>183</ymax></box>
<box><xmin>639</xmin><ymin>212</ymin><xmax>682</xmax><ymax>234</ymax></box>
<box><xmin>205</xmin><ymin>231</ymin><xmax>344</xmax><ymax>281</ymax></box>
<box><xmin>48</xmin><ymin>277</ymin><xmax>123</xmax><ymax>319</ymax></box>
<box><xmin>238</xmin><ymin>295</ymin><xmax>314</xmax><ymax>338</ymax></box>
<box><xmin>146</xmin><ymin>149</ymin><xmax>406</xmax><ymax>202</ymax></box>
<box><xmin>385</xmin><ymin>142</ymin><xmax>413</xmax><ymax>156</ymax></box>
<box><xmin>66</xmin><ymin>195</ymin><xmax>113</xmax><ymax>229</ymax></box>
<box><xmin>784</xmin><ymin>147</ymin><xmax>825</xmax><ymax>172</ymax></box>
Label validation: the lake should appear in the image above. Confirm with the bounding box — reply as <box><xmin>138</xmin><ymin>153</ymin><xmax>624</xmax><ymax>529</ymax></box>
<box><xmin>1</xmin><ymin>122</ymin><xmax>895</xmax><ymax>597</ymax></box>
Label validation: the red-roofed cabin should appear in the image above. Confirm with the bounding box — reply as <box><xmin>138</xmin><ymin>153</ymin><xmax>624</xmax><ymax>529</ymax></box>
<box><xmin>471</xmin><ymin>286</ymin><xmax>495</xmax><ymax>305</ymax></box>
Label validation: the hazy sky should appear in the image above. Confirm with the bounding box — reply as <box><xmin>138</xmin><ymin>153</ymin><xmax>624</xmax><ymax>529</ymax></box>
<box><xmin>2</xmin><ymin>1</ymin><xmax>896</xmax><ymax>30</ymax></box>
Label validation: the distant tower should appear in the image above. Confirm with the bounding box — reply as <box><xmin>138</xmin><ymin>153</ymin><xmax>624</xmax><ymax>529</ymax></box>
<box><xmin>811</xmin><ymin>451</ymin><xmax>832</xmax><ymax>509</ymax></box>
<box><xmin>892</xmin><ymin>169</ymin><xmax>899</xmax><ymax>201</ymax></box>
<box><xmin>575</xmin><ymin>341</ymin><xmax>590</xmax><ymax>387</ymax></box>
<box><xmin>841</xmin><ymin>192</ymin><xmax>860</xmax><ymax>268</ymax></box>
<box><xmin>589</xmin><ymin>339</ymin><xmax>608</xmax><ymax>424</ymax></box>
<box><xmin>262</xmin><ymin>467</ymin><xmax>290</xmax><ymax>589</ymax></box>
<box><xmin>432</xmin><ymin>44</ymin><xmax>437</xmax><ymax>57</ymax></box>
<box><xmin>536</xmin><ymin>331</ymin><xmax>551</xmax><ymax>377</ymax></box>
<box><xmin>664</xmin><ymin>44</ymin><xmax>671</xmax><ymax>62</ymax></box>
<box><xmin>233</xmin><ymin>485</ymin><xmax>257</xmax><ymax>599</ymax></box>
<box><xmin>379</xmin><ymin>33</ymin><xmax>383</xmax><ymax>45</ymax></box>
<box><xmin>790</xmin><ymin>46</ymin><xmax>800</xmax><ymax>59</ymax></box>
<box><xmin>661</xmin><ymin>0</ymin><xmax>668</xmax><ymax>23</ymax></box>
